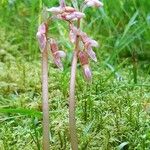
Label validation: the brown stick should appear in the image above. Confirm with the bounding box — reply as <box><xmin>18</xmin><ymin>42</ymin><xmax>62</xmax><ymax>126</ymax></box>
<box><xmin>69</xmin><ymin>19</ymin><xmax>80</xmax><ymax>150</ymax></box>
<box><xmin>42</xmin><ymin>48</ymin><xmax>49</xmax><ymax>150</ymax></box>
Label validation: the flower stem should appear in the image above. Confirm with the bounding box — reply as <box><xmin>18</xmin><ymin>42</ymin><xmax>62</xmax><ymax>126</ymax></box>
<box><xmin>69</xmin><ymin>19</ymin><xmax>80</xmax><ymax>150</ymax></box>
<box><xmin>42</xmin><ymin>48</ymin><xmax>49</xmax><ymax>150</ymax></box>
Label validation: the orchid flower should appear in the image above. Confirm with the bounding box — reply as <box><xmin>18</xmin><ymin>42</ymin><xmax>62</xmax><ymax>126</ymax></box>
<box><xmin>49</xmin><ymin>38</ymin><xmax>66</xmax><ymax>70</ymax></box>
<box><xmin>80</xmin><ymin>31</ymin><xmax>98</xmax><ymax>62</ymax></box>
<box><xmin>36</xmin><ymin>23</ymin><xmax>47</xmax><ymax>52</ymax></box>
<box><xmin>78</xmin><ymin>51</ymin><xmax>92</xmax><ymax>80</ymax></box>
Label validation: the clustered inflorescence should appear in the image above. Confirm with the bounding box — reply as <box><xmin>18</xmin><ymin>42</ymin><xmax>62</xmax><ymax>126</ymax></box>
<box><xmin>37</xmin><ymin>0</ymin><xmax>103</xmax><ymax>80</ymax></box>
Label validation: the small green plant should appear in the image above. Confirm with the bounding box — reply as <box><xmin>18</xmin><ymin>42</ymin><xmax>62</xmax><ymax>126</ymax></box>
<box><xmin>36</xmin><ymin>0</ymin><xmax>103</xmax><ymax>149</ymax></box>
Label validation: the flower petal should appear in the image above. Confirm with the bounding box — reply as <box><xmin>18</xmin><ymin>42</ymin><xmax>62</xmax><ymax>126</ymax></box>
<box><xmin>47</xmin><ymin>7</ymin><xmax>63</xmax><ymax>14</ymax></box>
<box><xmin>37</xmin><ymin>23</ymin><xmax>46</xmax><ymax>34</ymax></box>
<box><xmin>89</xmin><ymin>39</ymin><xmax>99</xmax><ymax>47</ymax></box>
<box><xmin>65</xmin><ymin>6</ymin><xmax>76</xmax><ymax>13</ymax></box>
<box><xmin>85</xmin><ymin>0</ymin><xmax>104</xmax><ymax>8</ymax></box>
<box><xmin>86</xmin><ymin>46</ymin><xmax>97</xmax><ymax>62</ymax></box>
<box><xmin>49</xmin><ymin>38</ymin><xmax>59</xmax><ymax>53</ymax></box>
<box><xmin>54</xmin><ymin>57</ymin><xmax>64</xmax><ymax>70</ymax></box>
<box><xmin>55</xmin><ymin>51</ymin><xmax>66</xmax><ymax>58</ymax></box>
<box><xmin>83</xmin><ymin>64</ymin><xmax>92</xmax><ymax>80</ymax></box>
<box><xmin>65</xmin><ymin>12</ymin><xmax>85</xmax><ymax>20</ymax></box>
<box><xmin>78</xmin><ymin>51</ymin><xmax>89</xmax><ymax>65</ymax></box>
<box><xmin>36</xmin><ymin>33</ymin><xmax>47</xmax><ymax>52</ymax></box>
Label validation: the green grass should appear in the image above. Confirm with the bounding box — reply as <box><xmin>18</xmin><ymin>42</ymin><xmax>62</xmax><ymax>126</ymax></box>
<box><xmin>0</xmin><ymin>0</ymin><xmax>150</xmax><ymax>149</ymax></box>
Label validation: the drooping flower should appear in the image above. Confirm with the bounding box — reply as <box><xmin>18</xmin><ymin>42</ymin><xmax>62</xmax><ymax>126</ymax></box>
<box><xmin>84</xmin><ymin>0</ymin><xmax>104</xmax><ymax>8</ymax></box>
<box><xmin>49</xmin><ymin>38</ymin><xmax>66</xmax><ymax>70</ymax></box>
<box><xmin>78</xmin><ymin>51</ymin><xmax>92</xmax><ymax>80</ymax></box>
<box><xmin>36</xmin><ymin>23</ymin><xmax>47</xmax><ymax>52</ymax></box>
<box><xmin>79</xmin><ymin>31</ymin><xmax>98</xmax><ymax>62</ymax></box>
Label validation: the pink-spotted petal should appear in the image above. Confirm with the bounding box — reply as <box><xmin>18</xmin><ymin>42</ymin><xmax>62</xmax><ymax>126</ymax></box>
<box><xmin>83</xmin><ymin>64</ymin><xmax>92</xmax><ymax>80</ymax></box>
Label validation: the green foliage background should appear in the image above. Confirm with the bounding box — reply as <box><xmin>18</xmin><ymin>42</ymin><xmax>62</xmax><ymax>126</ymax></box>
<box><xmin>0</xmin><ymin>0</ymin><xmax>150</xmax><ymax>149</ymax></box>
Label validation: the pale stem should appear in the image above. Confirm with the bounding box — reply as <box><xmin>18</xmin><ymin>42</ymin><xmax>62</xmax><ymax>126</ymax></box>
<box><xmin>69</xmin><ymin>19</ymin><xmax>80</xmax><ymax>150</ymax></box>
<box><xmin>42</xmin><ymin>47</ymin><xmax>50</xmax><ymax>150</ymax></box>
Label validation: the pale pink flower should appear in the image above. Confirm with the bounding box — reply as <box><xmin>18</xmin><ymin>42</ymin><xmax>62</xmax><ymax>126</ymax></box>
<box><xmin>79</xmin><ymin>31</ymin><xmax>98</xmax><ymax>61</ymax></box>
<box><xmin>84</xmin><ymin>0</ymin><xmax>104</xmax><ymax>8</ymax></box>
<box><xmin>36</xmin><ymin>23</ymin><xmax>47</xmax><ymax>52</ymax></box>
<box><xmin>49</xmin><ymin>38</ymin><xmax>66</xmax><ymax>70</ymax></box>
<box><xmin>78</xmin><ymin>51</ymin><xmax>92</xmax><ymax>80</ymax></box>
<box><xmin>80</xmin><ymin>31</ymin><xmax>98</xmax><ymax>47</ymax></box>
